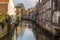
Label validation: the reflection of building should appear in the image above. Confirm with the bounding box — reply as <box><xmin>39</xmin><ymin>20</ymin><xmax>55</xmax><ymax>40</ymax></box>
<box><xmin>0</xmin><ymin>0</ymin><xmax>9</xmax><ymax>15</ymax></box>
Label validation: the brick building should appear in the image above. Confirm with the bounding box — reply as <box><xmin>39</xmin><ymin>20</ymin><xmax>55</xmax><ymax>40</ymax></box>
<box><xmin>0</xmin><ymin>0</ymin><xmax>9</xmax><ymax>15</ymax></box>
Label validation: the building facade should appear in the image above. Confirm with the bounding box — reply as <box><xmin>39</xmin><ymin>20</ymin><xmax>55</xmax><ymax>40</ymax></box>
<box><xmin>36</xmin><ymin>0</ymin><xmax>60</xmax><ymax>40</ymax></box>
<box><xmin>0</xmin><ymin>0</ymin><xmax>9</xmax><ymax>15</ymax></box>
<box><xmin>15</xmin><ymin>6</ymin><xmax>22</xmax><ymax>21</ymax></box>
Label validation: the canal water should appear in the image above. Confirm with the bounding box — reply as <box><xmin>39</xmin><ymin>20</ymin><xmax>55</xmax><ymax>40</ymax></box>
<box><xmin>17</xmin><ymin>20</ymin><xmax>36</xmax><ymax>40</ymax></box>
<box><xmin>0</xmin><ymin>20</ymin><xmax>57</xmax><ymax>40</ymax></box>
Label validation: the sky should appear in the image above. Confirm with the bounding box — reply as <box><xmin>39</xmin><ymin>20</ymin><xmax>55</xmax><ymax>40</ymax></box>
<box><xmin>14</xmin><ymin>0</ymin><xmax>38</xmax><ymax>9</ymax></box>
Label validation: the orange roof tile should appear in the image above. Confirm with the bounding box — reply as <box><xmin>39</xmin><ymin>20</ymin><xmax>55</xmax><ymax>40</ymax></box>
<box><xmin>0</xmin><ymin>0</ymin><xmax>9</xmax><ymax>2</ymax></box>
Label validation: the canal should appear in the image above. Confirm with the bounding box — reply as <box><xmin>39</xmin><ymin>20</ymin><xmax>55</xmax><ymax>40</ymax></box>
<box><xmin>17</xmin><ymin>20</ymin><xmax>36</xmax><ymax>40</ymax></box>
<box><xmin>18</xmin><ymin>20</ymin><xmax>54</xmax><ymax>40</ymax></box>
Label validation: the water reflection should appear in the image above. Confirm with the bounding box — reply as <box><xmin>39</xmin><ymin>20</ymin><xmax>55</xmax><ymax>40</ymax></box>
<box><xmin>17</xmin><ymin>21</ymin><xmax>35</xmax><ymax>40</ymax></box>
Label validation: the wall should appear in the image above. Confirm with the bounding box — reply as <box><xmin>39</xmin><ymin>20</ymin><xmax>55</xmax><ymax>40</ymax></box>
<box><xmin>0</xmin><ymin>3</ymin><xmax>8</xmax><ymax>15</ymax></box>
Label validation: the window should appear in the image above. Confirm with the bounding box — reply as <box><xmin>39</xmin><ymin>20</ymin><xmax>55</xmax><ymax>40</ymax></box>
<box><xmin>52</xmin><ymin>11</ymin><xmax>60</xmax><ymax>23</ymax></box>
<box><xmin>45</xmin><ymin>10</ymin><xmax>51</xmax><ymax>20</ymax></box>
<box><xmin>55</xmin><ymin>0</ymin><xmax>58</xmax><ymax>8</ymax></box>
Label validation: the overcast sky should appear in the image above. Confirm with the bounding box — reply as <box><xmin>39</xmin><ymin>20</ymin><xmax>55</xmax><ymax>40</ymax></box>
<box><xmin>14</xmin><ymin>0</ymin><xmax>38</xmax><ymax>9</ymax></box>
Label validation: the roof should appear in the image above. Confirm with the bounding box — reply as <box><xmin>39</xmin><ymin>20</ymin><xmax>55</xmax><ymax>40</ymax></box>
<box><xmin>0</xmin><ymin>0</ymin><xmax>8</xmax><ymax>2</ymax></box>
